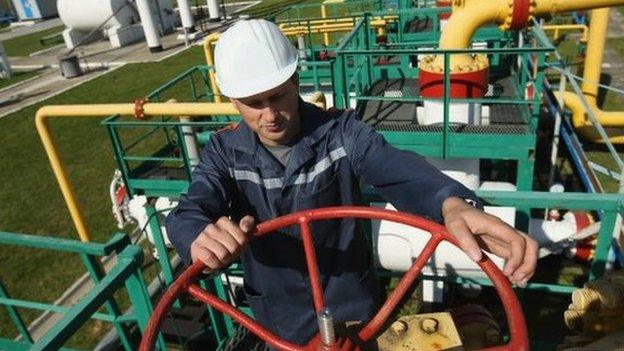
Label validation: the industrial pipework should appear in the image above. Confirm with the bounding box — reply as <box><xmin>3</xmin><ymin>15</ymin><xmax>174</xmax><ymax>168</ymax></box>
<box><xmin>35</xmin><ymin>102</ymin><xmax>238</xmax><ymax>242</ymax></box>
<box><xmin>419</xmin><ymin>0</ymin><xmax>624</xmax><ymax>106</ymax></box>
<box><xmin>557</xmin><ymin>9</ymin><xmax>624</xmax><ymax>143</ymax></box>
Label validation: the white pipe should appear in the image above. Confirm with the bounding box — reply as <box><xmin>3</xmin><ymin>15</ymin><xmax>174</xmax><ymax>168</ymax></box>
<box><xmin>136</xmin><ymin>0</ymin><xmax>163</xmax><ymax>52</ymax></box>
<box><xmin>530</xmin><ymin>212</ymin><xmax>593</xmax><ymax>246</ymax></box>
<box><xmin>180</xmin><ymin>117</ymin><xmax>200</xmax><ymax>168</ymax></box>
<box><xmin>0</xmin><ymin>41</ymin><xmax>12</xmax><ymax>79</ymax></box>
<box><xmin>207</xmin><ymin>0</ymin><xmax>220</xmax><ymax>21</ymax></box>
<box><xmin>109</xmin><ymin>170</ymin><xmax>125</xmax><ymax>229</ymax></box>
<box><xmin>374</xmin><ymin>203</ymin><xmax>507</xmax><ymax>279</ymax></box>
<box><xmin>177</xmin><ymin>0</ymin><xmax>194</xmax><ymax>29</ymax></box>
<box><xmin>297</xmin><ymin>35</ymin><xmax>308</xmax><ymax>71</ymax></box>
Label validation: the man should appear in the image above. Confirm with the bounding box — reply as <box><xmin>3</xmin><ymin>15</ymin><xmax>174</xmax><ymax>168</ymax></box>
<box><xmin>166</xmin><ymin>19</ymin><xmax>538</xmax><ymax>345</ymax></box>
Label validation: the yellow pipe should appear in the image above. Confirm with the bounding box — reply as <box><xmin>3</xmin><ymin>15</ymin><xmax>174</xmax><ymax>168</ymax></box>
<box><xmin>203</xmin><ymin>33</ymin><xmax>222</xmax><ymax>103</ymax></box>
<box><xmin>557</xmin><ymin>8</ymin><xmax>624</xmax><ymax>143</ymax></box>
<box><xmin>279</xmin><ymin>15</ymin><xmax>396</xmax><ymax>28</ymax></box>
<box><xmin>430</xmin><ymin>0</ymin><xmax>624</xmax><ymax>73</ymax></box>
<box><xmin>35</xmin><ymin>102</ymin><xmax>238</xmax><ymax>242</ymax></box>
<box><xmin>321</xmin><ymin>4</ymin><xmax>330</xmax><ymax>46</ymax></box>
<box><xmin>307</xmin><ymin>91</ymin><xmax>327</xmax><ymax>109</ymax></box>
<box><xmin>580</xmin><ymin>9</ymin><xmax>609</xmax><ymax>100</ymax></box>
<box><xmin>281</xmin><ymin>20</ymin><xmax>387</xmax><ymax>35</ymax></box>
<box><xmin>541</xmin><ymin>24</ymin><xmax>588</xmax><ymax>42</ymax></box>
<box><xmin>283</xmin><ymin>28</ymin><xmax>355</xmax><ymax>36</ymax></box>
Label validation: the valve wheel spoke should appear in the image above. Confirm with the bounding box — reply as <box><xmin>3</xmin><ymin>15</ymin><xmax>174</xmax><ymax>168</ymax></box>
<box><xmin>140</xmin><ymin>206</ymin><xmax>529</xmax><ymax>351</ymax></box>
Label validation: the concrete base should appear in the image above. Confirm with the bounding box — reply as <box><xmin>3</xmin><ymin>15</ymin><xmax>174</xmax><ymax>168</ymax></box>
<box><xmin>63</xmin><ymin>28</ymin><xmax>103</xmax><ymax>50</ymax></box>
<box><xmin>176</xmin><ymin>31</ymin><xmax>201</xmax><ymax>41</ymax></box>
<box><xmin>107</xmin><ymin>25</ymin><xmax>146</xmax><ymax>48</ymax></box>
<box><xmin>420</xmin><ymin>100</ymin><xmax>483</xmax><ymax>125</ymax></box>
<box><xmin>149</xmin><ymin>45</ymin><xmax>164</xmax><ymax>53</ymax></box>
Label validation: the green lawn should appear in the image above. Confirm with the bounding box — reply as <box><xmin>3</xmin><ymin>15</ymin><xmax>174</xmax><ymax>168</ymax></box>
<box><xmin>0</xmin><ymin>45</ymin><xmax>206</xmax><ymax>348</ymax></box>
<box><xmin>550</xmin><ymin>36</ymin><xmax>624</xmax><ymax>193</ymax></box>
<box><xmin>0</xmin><ymin>69</ymin><xmax>40</xmax><ymax>90</ymax></box>
<box><xmin>3</xmin><ymin>25</ymin><xmax>64</xmax><ymax>57</ymax></box>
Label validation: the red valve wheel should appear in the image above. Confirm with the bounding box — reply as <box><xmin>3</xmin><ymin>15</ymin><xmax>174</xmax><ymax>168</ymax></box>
<box><xmin>140</xmin><ymin>206</ymin><xmax>529</xmax><ymax>351</ymax></box>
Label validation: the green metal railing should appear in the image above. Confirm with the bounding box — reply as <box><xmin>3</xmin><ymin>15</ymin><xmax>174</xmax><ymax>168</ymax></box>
<box><xmin>273</xmin><ymin>0</ymin><xmax>383</xmax><ymax>22</ymax></box>
<box><xmin>0</xmin><ymin>232</ymin><xmax>163</xmax><ymax>350</ymax></box>
<box><xmin>364</xmin><ymin>189</ymin><xmax>624</xmax><ymax>292</ymax></box>
<box><xmin>330</xmin><ymin>13</ymin><xmax>554</xmax><ymax>193</ymax></box>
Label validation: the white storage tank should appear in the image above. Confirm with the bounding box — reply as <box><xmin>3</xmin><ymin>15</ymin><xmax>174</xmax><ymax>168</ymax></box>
<box><xmin>57</xmin><ymin>0</ymin><xmax>178</xmax><ymax>50</ymax></box>
<box><xmin>57</xmin><ymin>0</ymin><xmax>137</xmax><ymax>32</ymax></box>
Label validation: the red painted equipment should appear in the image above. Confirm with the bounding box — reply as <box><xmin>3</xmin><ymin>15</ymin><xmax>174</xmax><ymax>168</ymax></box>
<box><xmin>419</xmin><ymin>67</ymin><xmax>489</xmax><ymax>99</ymax></box>
<box><xmin>140</xmin><ymin>206</ymin><xmax>529</xmax><ymax>351</ymax></box>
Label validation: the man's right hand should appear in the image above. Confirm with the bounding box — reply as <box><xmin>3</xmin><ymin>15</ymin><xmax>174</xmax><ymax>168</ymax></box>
<box><xmin>190</xmin><ymin>215</ymin><xmax>255</xmax><ymax>270</ymax></box>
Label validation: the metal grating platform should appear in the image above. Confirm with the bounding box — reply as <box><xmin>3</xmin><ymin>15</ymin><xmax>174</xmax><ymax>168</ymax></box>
<box><xmin>359</xmin><ymin>77</ymin><xmax>529</xmax><ymax>133</ymax></box>
<box><xmin>375</xmin><ymin>122</ymin><xmax>529</xmax><ymax>135</ymax></box>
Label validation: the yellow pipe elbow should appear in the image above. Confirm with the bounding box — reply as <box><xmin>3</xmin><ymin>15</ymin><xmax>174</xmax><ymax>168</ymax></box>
<box><xmin>35</xmin><ymin>102</ymin><xmax>239</xmax><ymax>242</ymax></box>
<box><xmin>557</xmin><ymin>91</ymin><xmax>624</xmax><ymax>143</ymax></box>
<box><xmin>431</xmin><ymin>0</ymin><xmax>624</xmax><ymax>73</ymax></box>
<box><xmin>203</xmin><ymin>33</ymin><xmax>222</xmax><ymax>103</ymax></box>
<box><xmin>35</xmin><ymin>109</ymin><xmax>94</xmax><ymax>242</ymax></box>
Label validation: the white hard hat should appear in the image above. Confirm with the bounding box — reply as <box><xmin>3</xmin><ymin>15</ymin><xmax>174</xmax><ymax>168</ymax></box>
<box><xmin>214</xmin><ymin>19</ymin><xmax>299</xmax><ymax>98</ymax></box>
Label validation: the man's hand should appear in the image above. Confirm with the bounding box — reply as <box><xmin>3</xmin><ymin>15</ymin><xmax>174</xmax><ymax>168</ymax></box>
<box><xmin>190</xmin><ymin>215</ymin><xmax>256</xmax><ymax>270</ymax></box>
<box><xmin>442</xmin><ymin>197</ymin><xmax>538</xmax><ymax>287</ymax></box>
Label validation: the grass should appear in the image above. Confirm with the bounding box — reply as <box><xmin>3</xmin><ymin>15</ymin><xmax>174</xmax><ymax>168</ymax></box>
<box><xmin>0</xmin><ymin>45</ymin><xmax>206</xmax><ymax>348</ymax></box>
<box><xmin>0</xmin><ymin>69</ymin><xmax>41</xmax><ymax>90</ymax></box>
<box><xmin>3</xmin><ymin>25</ymin><xmax>64</xmax><ymax>57</ymax></box>
<box><xmin>548</xmin><ymin>35</ymin><xmax>624</xmax><ymax>193</ymax></box>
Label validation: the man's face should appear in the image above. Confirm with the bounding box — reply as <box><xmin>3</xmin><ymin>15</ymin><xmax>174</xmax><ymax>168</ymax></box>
<box><xmin>231</xmin><ymin>77</ymin><xmax>300</xmax><ymax>147</ymax></box>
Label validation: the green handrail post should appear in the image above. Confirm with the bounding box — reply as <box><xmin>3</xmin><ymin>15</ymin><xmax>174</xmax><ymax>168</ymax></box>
<box><xmin>443</xmin><ymin>51</ymin><xmax>450</xmax><ymax>159</ymax></box>
<box><xmin>198</xmin><ymin>277</ymin><xmax>234</xmax><ymax>346</ymax></box>
<box><xmin>0</xmin><ymin>280</ymin><xmax>33</xmax><ymax>344</ymax></box>
<box><xmin>144</xmin><ymin>202</ymin><xmax>177</xmax><ymax>291</ymax></box>
<box><xmin>590</xmin><ymin>211</ymin><xmax>618</xmax><ymax>280</ymax></box>
<box><xmin>31</xmin><ymin>245</ymin><xmax>146</xmax><ymax>351</ymax></box>
<box><xmin>106</xmin><ymin>121</ymin><xmax>132</xmax><ymax>192</ymax></box>
<box><xmin>79</xmin><ymin>253</ymin><xmax>133</xmax><ymax>350</ymax></box>
<box><xmin>118</xmin><ymin>245</ymin><xmax>168</xmax><ymax>351</ymax></box>
<box><xmin>189</xmin><ymin>73</ymin><xmax>198</xmax><ymax>102</ymax></box>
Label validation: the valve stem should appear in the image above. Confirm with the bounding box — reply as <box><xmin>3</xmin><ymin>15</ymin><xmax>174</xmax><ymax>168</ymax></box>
<box><xmin>318</xmin><ymin>308</ymin><xmax>336</xmax><ymax>346</ymax></box>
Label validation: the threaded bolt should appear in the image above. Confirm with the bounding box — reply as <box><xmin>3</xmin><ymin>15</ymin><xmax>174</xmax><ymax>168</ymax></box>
<box><xmin>318</xmin><ymin>308</ymin><xmax>336</xmax><ymax>346</ymax></box>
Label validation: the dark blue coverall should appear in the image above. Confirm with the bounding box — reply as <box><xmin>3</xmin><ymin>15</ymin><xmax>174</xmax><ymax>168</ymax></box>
<box><xmin>166</xmin><ymin>100</ymin><xmax>480</xmax><ymax>345</ymax></box>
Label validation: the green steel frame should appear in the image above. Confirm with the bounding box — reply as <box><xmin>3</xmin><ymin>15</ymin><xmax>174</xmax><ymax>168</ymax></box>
<box><xmin>0</xmin><ymin>232</ymin><xmax>165</xmax><ymax>350</ymax></box>
<box><xmin>273</xmin><ymin>0</ymin><xmax>383</xmax><ymax>23</ymax></box>
<box><xmin>331</xmin><ymin>13</ymin><xmax>553</xmax><ymax>196</ymax></box>
<box><xmin>96</xmin><ymin>4</ymin><xmax>623</xmax><ymax>349</ymax></box>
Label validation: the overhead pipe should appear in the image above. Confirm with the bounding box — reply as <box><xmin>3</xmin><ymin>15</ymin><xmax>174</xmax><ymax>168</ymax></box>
<box><xmin>35</xmin><ymin>102</ymin><xmax>238</xmax><ymax>242</ymax></box>
<box><xmin>556</xmin><ymin>9</ymin><xmax>624</xmax><ymax>143</ymax></box>
<box><xmin>279</xmin><ymin>15</ymin><xmax>396</xmax><ymax>27</ymax></box>
<box><xmin>280</xmin><ymin>19</ymin><xmax>389</xmax><ymax>35</ymax></box>
<box><xmin>419</xmin><ymin>0</ymin><xmax>624</xmax><ymax>105</ymax></box>
<box><xmin>541</xmin><ymin>24</ymin><xmax>589</xmax><ymax>42</ymax></box>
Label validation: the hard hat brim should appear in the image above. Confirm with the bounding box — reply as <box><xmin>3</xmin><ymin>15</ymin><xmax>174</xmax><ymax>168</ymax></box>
<box><xmin>217</xmin><ymin>60</ymin><xmax>299</xmax><ymax>99</ymax></box>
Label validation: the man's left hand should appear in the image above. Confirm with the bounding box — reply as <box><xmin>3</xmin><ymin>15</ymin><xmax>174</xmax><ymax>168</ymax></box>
<box><xmin>442</xmin><ymin>197</ymin><xmax>538</xmax><ymax>287</ymax></box>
